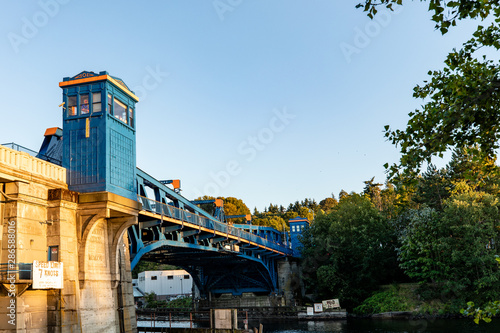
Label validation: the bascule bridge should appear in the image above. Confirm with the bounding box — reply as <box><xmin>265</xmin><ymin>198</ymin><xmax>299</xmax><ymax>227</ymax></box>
<box><xmin>0</xmin><ymin>71</ymin><xmax>304</xmax><ymax>332</ymax></box>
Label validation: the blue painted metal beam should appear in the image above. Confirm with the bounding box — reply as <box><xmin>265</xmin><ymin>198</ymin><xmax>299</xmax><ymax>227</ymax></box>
<box><xmin>139</xmin><ymin>220</ymin><xmax>162</xmax><ymax>228</ymax></box>
<box><xmin>191</xmin><ymin>199</ymin><xmax>215</xmax><ymax>205</ymax></box>
<box><xmin>163</xmin><ymin>225</ymin><xmax>182</xmax><ymax>232</ymax></box>
<box><xmin>132</xmin><ymin>168</ymin><xmax>294</xmax><ymax>296</ymax></box>
<box><xmin>211</xmin><ymin>237</ymin><xmax>227</xmax><ymax>243</ymax></box>
<box><xmin>130</xmin><ymin>238</ymin><xmax>221</xmax><ymax>270</ymax></box>
<box><xmin>181</xmin><ymin>230</ymin><xmax>200</xmax><ymax>238</ymax></box>
<box><xmin>197</xmin><ymin>233</ymin><xmax>216</xmax><ymax>241</ymax></box>
<box><xmin>137</xmin><ymin>168</ymin><xmax>219</xmax><ymax>223</ymax></box>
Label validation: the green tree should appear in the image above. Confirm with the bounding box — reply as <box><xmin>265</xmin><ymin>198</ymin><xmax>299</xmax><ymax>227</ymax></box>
<box><xmin>224</xmin><ymin>197</ymin><xmax>250</xmax><ymax>224</ymax></box>
<box><xmin>193</xmin><ymin>195</ymin><xmax>217</xmax><ymax>215</ymax></box>
<box><xmin>132</xmin><ymin>261</ymin><xmax>178</xmax><ymax>279</ymax></box>
<box><xmin>379</xmin><ymin>182</ymin><xmax>405</xmax><ymax>218</ymax></box>
<box><xmin>396</xmin><ymin>207</ymin><xmax>450</xmax><ymax>284</ymax></box>
<box><xmin>252</xmin><ymin>215</ymin><xmax>288</xmax><ymax>232</ymax></box>
<box><xmin>300</xmin><ymin>194</ymin><xmax>400</xmax><ymax>309</ymax></box>
<box><xmin>447</xmin><ymin>146</ymin><xmax>500</xmax><ymax>195</ymax></box>
<box><xmin>193</xmin><ymin>196</ymin><xmax>250</xmax><ymax>224</ymax></box>
<box><xmin>144</xmin><ymin>292</ymin><xmax>158</xmax><ymax>308</ymax></box>
<box><xmin>410</xmin><ymin>147</ymin><xmax>500</xmax><ymax>211</ymax></box>
<box><xmin>397</xmin><ymin>190</ymin><xmax>500</xmax><ymax>301</ymax></box>
<box><xmin>319</xmin><ymin>196</ymin><xmax>338</xmax><ymax>212</ymax></box>
<box><xmin>338</xmin><ymin>189</ymin><xmax>349</xmax><ymax>200</ymax></box>
<box><xmin>362</xmin><ymin>178</ymin><xmax>406</xmax><ymax>218</ymax></box>
<box><xmin>412</xmin><ymin>165</ymin><xmax>450</xmax><ymax>211</ymax></box>
<box><xmin>359</xmin><ymin>0</ymin><xmax>497</xmax><ymax>33</ymax></box>
<box><xmin>363</xmin><ymin>177</ymin><xmax>383</xmax><ymax>210</ymax></box>
<box><xmin>358</xmin><ymin>3</ymin><xmax>500</xmax><ymax>314</ymax></box>
<box><xmin>383</xmin><ymin>35</ymin><xmax>500</xmax><ymax>180</ymax></box>
<box><xmin>357</xmin><ymin>1</ymin><xmax>500</xmax><ymax>181</ymax></box>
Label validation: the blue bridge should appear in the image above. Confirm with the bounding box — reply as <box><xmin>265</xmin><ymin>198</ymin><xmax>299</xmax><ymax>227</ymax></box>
<box><xmin>132</xmin><ymin>168</ymin><xmax>293</xmax><ymax>297</ymax></box>
<box><xmin>30</xmin><ymin>71</ymin><xmax>306</xmax><ymax>299</ymax></box>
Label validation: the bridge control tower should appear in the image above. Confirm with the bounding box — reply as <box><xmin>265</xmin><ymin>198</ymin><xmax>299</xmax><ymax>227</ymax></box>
<box><xmin>59</xmin><ymin>71</ymin><xmax>139</xmax><ymax>201</ymax></box>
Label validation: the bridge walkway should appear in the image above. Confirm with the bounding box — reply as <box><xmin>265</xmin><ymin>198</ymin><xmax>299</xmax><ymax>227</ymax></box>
<box><xmin>130</xmin><ymin>168</ymin><xmax>292</xmax><ymax>296</ymax></box>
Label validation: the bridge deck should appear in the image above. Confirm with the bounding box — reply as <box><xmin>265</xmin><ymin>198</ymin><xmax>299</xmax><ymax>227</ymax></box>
<box><xmin>137</xmin><ymin>196</ymin><xmax>291</xmax><ymax>256</ymax></box>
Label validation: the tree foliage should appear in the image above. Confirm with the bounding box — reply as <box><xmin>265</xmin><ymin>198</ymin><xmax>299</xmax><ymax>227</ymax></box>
<box><xmin>384</xmin><ymin>35</ymin><xmax>500</xmax><ymax>179</ymax></box>
<box><xmin>447</xmin><ymin>146</ymin><xmax>500</xmax><ymax>195</ymax></box>
<box><xmin>355</xmin><ymin>3</ymin><xmax>500</xmax><ymax>317</ymax></box>
<box><xmin>396</xmin><ymin>190</ymin><xmax>500</xmax><ymax>300</ymax></box>
<box><xmin>251</xmin><ymin>198</ymin><xmax>319</xmax><ymax>230</ymax></box>
<box><xmin>356</xmin><ymin>1</ymin><xmax>500</xmax><ymax>181</ymax></box>
<box><xmin>193</xmin><ymin>196</ymin><xmax>250</xmax><ymax>224</ymax></box>
<box><xmin>319</xmin><ymin>196</ymin><xmax>338</xmax><ymax>213</ymax></box>
<box><xmin>300</xmin><ymin>194</ymin><xmax>401</xmax><ymax>308</ymax></box>
<box><xmin>412</xmin><ymin>165</ymin><xmax>450</xmax><ymax>210</ymax></box>
<box><xmin>132</xmin><ymin>261</ymin><xmax>178</xmax><ymax>279</ymax></box>
<box><xmin>358</xmin><ymin>0</ymin><xmax>497</xmax><ymax>33</ymax></box>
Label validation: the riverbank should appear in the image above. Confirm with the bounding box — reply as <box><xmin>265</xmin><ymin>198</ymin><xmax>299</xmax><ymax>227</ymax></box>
<box><xmin>351</xmin><ymin>283</ymin><xmax>484</xmax><ymax>320</ymax></box>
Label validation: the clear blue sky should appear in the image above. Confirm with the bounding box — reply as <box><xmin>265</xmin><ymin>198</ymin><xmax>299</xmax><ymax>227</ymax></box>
<box><xmin>0</xmin><ymin>1</ymin><xmax>482</xmax><ymax>211</ymax></box>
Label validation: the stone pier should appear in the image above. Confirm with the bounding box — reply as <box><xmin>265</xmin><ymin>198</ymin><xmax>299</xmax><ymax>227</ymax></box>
<box><xmin>0</xmin><ymin>145</ymin><xmax>139</xmax><ymax>332</ymax></box>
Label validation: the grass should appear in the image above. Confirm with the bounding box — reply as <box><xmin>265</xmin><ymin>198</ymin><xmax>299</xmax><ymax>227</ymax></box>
<box><xmin>353</xmin><ymin>283</ymin><xmax>463</xmax><ymax>316</ymax></box>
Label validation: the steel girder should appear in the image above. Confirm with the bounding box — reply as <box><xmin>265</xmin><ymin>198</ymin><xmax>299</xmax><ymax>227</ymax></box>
<box><xmin>128</xmin><ymin>219</ymin><xmax>282</xmax><ymax>296</ymax></box>
<box><xmin>131</xmin><ymin>167</ymin><xmax>292</xmax><ymax>297</ymax></box>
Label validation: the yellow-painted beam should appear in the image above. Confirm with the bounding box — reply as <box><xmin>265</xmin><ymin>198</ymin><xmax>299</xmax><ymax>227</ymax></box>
<box><xmin>59</xmin><ymin>75</ymin><xmax>139</xmax><ymax>102</ymax></box>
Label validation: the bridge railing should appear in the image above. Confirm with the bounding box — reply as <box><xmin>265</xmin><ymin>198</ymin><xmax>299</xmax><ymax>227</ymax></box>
<box><xmin>1</xmin><ymin>142</ymin><xmax>62</xmax><ymax>165</ymax></box>
<box><xmin>138</xmin><ymin>196</ymin><xmax>291</xmax><ymax>255</ymax></box>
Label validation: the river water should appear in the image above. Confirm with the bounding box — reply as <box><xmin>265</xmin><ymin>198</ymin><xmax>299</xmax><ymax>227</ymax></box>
<box><xmin>139</xmin><ymin>318</ymin><xmax>500</xmax><ymax>332</ymax></box>
<box><xmin>260</xmin><ymin>318</ymin><xmax>500</xmax><ymax>333</ymax></box>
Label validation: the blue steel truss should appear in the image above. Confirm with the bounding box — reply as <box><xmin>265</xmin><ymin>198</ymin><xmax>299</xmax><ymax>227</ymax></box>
<box><xmin>130</xmin><ymin>168</ymin><xmax>293</xmax><ymax>297</ymax></box>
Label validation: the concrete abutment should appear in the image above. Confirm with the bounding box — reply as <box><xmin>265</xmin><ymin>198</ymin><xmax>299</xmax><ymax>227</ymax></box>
<box><xmin>0</xmin><ymin>147</ymin><xmax>139</xmax><ymax>332</ymax></box>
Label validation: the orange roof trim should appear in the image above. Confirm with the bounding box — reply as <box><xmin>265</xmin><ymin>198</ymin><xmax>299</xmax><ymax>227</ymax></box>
<box><xmin>59</xmin><ymin>75</ymin><xmax>139</xmax><ymax>102</ymax></box>
<box><xmin>44</xmin><ymin>127</ymin><xmax>59</xmax><ymax>136</ymax></box>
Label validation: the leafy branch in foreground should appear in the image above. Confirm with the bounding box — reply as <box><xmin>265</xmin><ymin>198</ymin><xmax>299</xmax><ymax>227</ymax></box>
<box><xmin>357</xmin><ymin>0</ymin><xmax>498</xmax><ymax>34</ymax></box>
<box><xmin>461</xmin><ymin>301</ymin><xmax>500</xmax><ymax>324</ymax></box>
<box><xmin>384</xmin><ymin>23</ymin><xmax>500</xmax><ymax>181</ymax></box>
<box><xmin>460</xmin><ymin>257</ymin><xmax>500</xmax><ymax>323</ymax></box>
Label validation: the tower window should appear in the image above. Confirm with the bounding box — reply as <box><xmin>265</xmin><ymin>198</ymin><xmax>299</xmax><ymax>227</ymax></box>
<box><xmin>68</xmin><ymin>96</ymin><xmax>77</xmax><ymax>116</ymax></box>
<box><xmin>92</xmin><ymin>92</ymin><xmax>102</xmax><ymax>113</ymax></box>
<box><xmin>114</xmin><ymin>98</ymin><xmax>128</xmax><ymax>124</ymax></box>
<box><xmin>129</xmin><ymin>108</ymin><xmax>134</xmax><ymax>128</ymax></box>
<box><xmin>107</xmin><ymin>94</ymin><xmax>112</xmax><ymax>114</ymax></box>
<box><xmin>80</xmin><ymin>94</ymin><xmax>89</xmax><ymax>115</ymax></box>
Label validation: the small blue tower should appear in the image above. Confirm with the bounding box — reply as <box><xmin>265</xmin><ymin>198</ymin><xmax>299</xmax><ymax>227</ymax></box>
<box><xmin>59</xmin><ymin>71</ymin><xmax>139</xmax><ymax>201</ymax></box>
<box><xmin>289</xmin><ymin>216</ymin><xmax>310</xmax><ymax>257</ymax></box>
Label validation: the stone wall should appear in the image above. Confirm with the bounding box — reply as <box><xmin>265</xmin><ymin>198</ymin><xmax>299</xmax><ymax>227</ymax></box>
<box><xmin>277</xmin><ymin>258</ymin><xmax>303</xmax><ymax>306</ymax></box>
<box><xmin>0</xmin><ymin>145</ymin><xmax>138</xmax><ymax>333</ymax></box>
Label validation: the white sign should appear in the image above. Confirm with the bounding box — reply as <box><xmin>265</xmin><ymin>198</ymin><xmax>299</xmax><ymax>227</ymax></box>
<box><xmin>306</xmin><ymin>307</ymin><xmax>314</xmax><ymax>315</ymax></box>
<box><xmin>33</xmin><ymin>261</ymin><xmax>63</xmax><ymax>289</ymax></box>
<box><xmin>322</xmin><ymin>298</ymin><xmax>341</xmax><ymax>309</ymax></box>
<box><xmin>314</xmin><ymin>303</ymin><xmax>323</xmax><ymax>313</ymax></box>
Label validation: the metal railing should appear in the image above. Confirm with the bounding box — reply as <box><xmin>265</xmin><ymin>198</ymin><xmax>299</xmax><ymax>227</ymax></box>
<box><xmin>138</xmin><ymin>195</ymin><xmax>292</xmax><ymax>255</ymax></box>
<box><xmin>1</xmin><ymin>142</ymin><xmax>62</xmax><ymax>165</ymax></box>
<box><xmin>137</xmin><ymin>309</ymin><xmax>258</xmax><ymax>331</ymax></box>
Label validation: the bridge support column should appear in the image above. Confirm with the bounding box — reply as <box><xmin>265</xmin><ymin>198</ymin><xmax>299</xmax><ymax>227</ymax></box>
<box><xmin>77</xmin><ymin>192</ymin><xmax>140</xmax><ymax>333</ymax></box>
<box><xmin>0</xmin><ymin>183</ymin><xmax>82</xmax><ymax>332</ymax></box>
<box><xmin>0</xmin><ymin>141</ymin><xmax>140</xmax><ymax>332</ymax></box>
<box><xmin>277</xmin><ymin>258</ymin><xmax>303</xmax><ymax>306</ymax></box>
